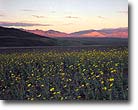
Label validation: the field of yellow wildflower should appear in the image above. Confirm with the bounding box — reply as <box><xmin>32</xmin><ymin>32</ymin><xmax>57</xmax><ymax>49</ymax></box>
<box><xmin>0</xmin><ymin>47</ymin><xmax>128</xmax><ymax>100</ymax></box>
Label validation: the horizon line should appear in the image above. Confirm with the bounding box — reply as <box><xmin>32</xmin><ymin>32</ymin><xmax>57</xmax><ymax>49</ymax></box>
<box><xmin>22</xmin><ymin>27</ymin><xmax>128</xmax><ymax>34</ymax></box>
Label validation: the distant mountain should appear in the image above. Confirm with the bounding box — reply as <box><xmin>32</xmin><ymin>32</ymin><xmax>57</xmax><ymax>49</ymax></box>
<box><xmin>69</xmin><ymin>30</ymin><xmax>96</xmax><ymax>36</ymax></box>
<box><xmin>99</xmin><ymin>28</ymin><xmax>128</xmax><ymax>38</ymax></box>
<box><xmin>74</xmin><ymin>31</ymin><xmax>106</xmax><ymax>37</ymax></box>
<box><xmin>45</xmin><ymin>30</ymin><xmax>68</xmax><ymax>37</ymax></box>
<box><xmin>26</xmin><ymin>27</ymin><xmax>128</xmax><ymax>38</ymax></box>
<box><xmin>26</xmin><ymin>29</ymin><xmax>68</xmax><ymax>37</ymax></box>
<box><xmin>69</xmin><ymin>27</ymin><xmax>128</xmax><ymax>38</ymax></box>
<box><xmin>0</xmin><ymin>26</ymin><xmax>58</xmax><ymax>47</ymax></box>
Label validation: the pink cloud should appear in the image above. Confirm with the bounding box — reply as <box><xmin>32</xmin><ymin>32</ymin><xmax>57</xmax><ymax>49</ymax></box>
<box><xmin>0</xmin><ymin>22</ymin><xmax>52</xmax><ymax>27</ymax></box>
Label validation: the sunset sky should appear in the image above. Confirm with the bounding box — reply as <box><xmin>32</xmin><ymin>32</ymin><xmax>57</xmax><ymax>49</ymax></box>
<box><xmin>0</xmin><ymin>0</ymin><xmax>128</xmax><ymax>33</ymax></box>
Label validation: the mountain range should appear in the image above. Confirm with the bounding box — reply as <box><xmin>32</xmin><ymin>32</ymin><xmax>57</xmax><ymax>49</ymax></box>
<box><xmin>0</xmin><ymin>26</ymin><xmax>128</xmax><ymax>47</ymax></box>
<box><xmin>25</xmin><ymin>27</ymin><xmax>128</xmax><ymax>38</ymax></box>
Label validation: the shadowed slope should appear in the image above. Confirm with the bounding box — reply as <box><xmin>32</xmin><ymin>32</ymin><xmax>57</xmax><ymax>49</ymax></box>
<box><xmin>0</xmin><ymin>26</ymin><xmax>58</xmax><ymax>47</ymax></box>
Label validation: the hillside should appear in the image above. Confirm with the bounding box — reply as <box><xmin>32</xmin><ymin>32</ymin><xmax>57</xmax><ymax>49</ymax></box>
<box><xmin>0</xmin><ymin>26</ymin><xmax>58</xmax><ymax>47</ymax></box>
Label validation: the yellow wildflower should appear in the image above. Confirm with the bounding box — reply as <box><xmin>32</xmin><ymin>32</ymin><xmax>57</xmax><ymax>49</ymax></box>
<box><xmin>91</xmin><ymin>72</ymin><xmax>94</xmax><ymax>75</ymax></box>
<box><xmin>109</xmin><ymin>78</ymin><xmax>114</xmax><ymax>82</ymax></box>
<box><xmin>103</xmin><ymin>87</ymin><xmax>107</xmax><ymax>91</ymax></box>
<box><xmin>115</xmin><ymin>63</ymin><xmax>119</xmax><ymax>66</ymax></box>
<box><xmin>101</xmin><ymin>81</ymin><xmax>104</xmax><ymax>84</ymax></box>
<box><xmin>86</xmin><ymin>83</ymin><xmax>89</xmax><ymax>86</ymax></box>
<box><xmin>37</xmin><ymin>94</ymin><xmax>41</xmax><ymax>97</ymax></box>
<box><xmin>81</xmin><ymin>84</ymin><xmax>84</xmax><ymax>87</ymax></box>
<box><xmin>100</xmin><ymin>71</ymin><xmax>104</xmax><ymax>75</ymax></box>
<box><xmin>60</xmin><ymin>97</ymin><xmax>64</xmax><ymax>101</ymax></box>
<box><xmin>75</xmin><ymin>88</ymin><xmax>79</xmax><ymax>91</ymax></box>
<box><xmin>83</xmin><ymin>69</ymin><xmax>86</xmax><ymax>72</ymax></box>
<box><xmin>30</xmin><ymin>97</ymin><xmax>34</xmax><ymax>101</ymax></box>
<box><xmin>77</xmin><ymin>96</ymin><xmax>81</xmax><ymax>99</ymax></box>
<box><xmin>56</xmin><ymin>91</ymin><xmax>61</xmax><ymax>94</ymax></box>
<box><xmin>41</xmin><ymin>84</ymin><xmax>44</xmax><ymax>87</ymax></box>
<box><xmin>50</xmin><ymin>87</ymin><xmax>55</xmax><ymax>92</ymax></box>
<box><xmin>96</xmin><ymin>75</ymin><xmax>100</xmax><ymax>78</ymax></box>
<box><xmin>110</xmin><ymin>83</ymin><xmax>113</xmax><ymax>87</ymax></box>
<box><xmin>27</xmin><ymin>83</ymin><xmax>31</xmax><ymax>87</ymax></box>
<box><xmin>60</xmin><ymin>73</ymin><xmax>65</xmax><ymax>76</ymax></box>
<box><xmin>53</xmin><ymin>92</ymin><xmax>56</xmax><ymax>95</ymax></box>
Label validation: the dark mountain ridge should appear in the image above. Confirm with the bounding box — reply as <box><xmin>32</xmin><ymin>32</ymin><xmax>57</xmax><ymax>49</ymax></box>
<box><xmin>0</xmin><ymin>26</ymin><xmax>58</xmax><ymax>47</ymax></box>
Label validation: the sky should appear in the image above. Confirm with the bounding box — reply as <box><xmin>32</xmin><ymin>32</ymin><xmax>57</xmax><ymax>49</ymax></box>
<box><xmin>0</xmin><ymin>0</ymin><xmax>128</xmax><ymax>33</ymax></box>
